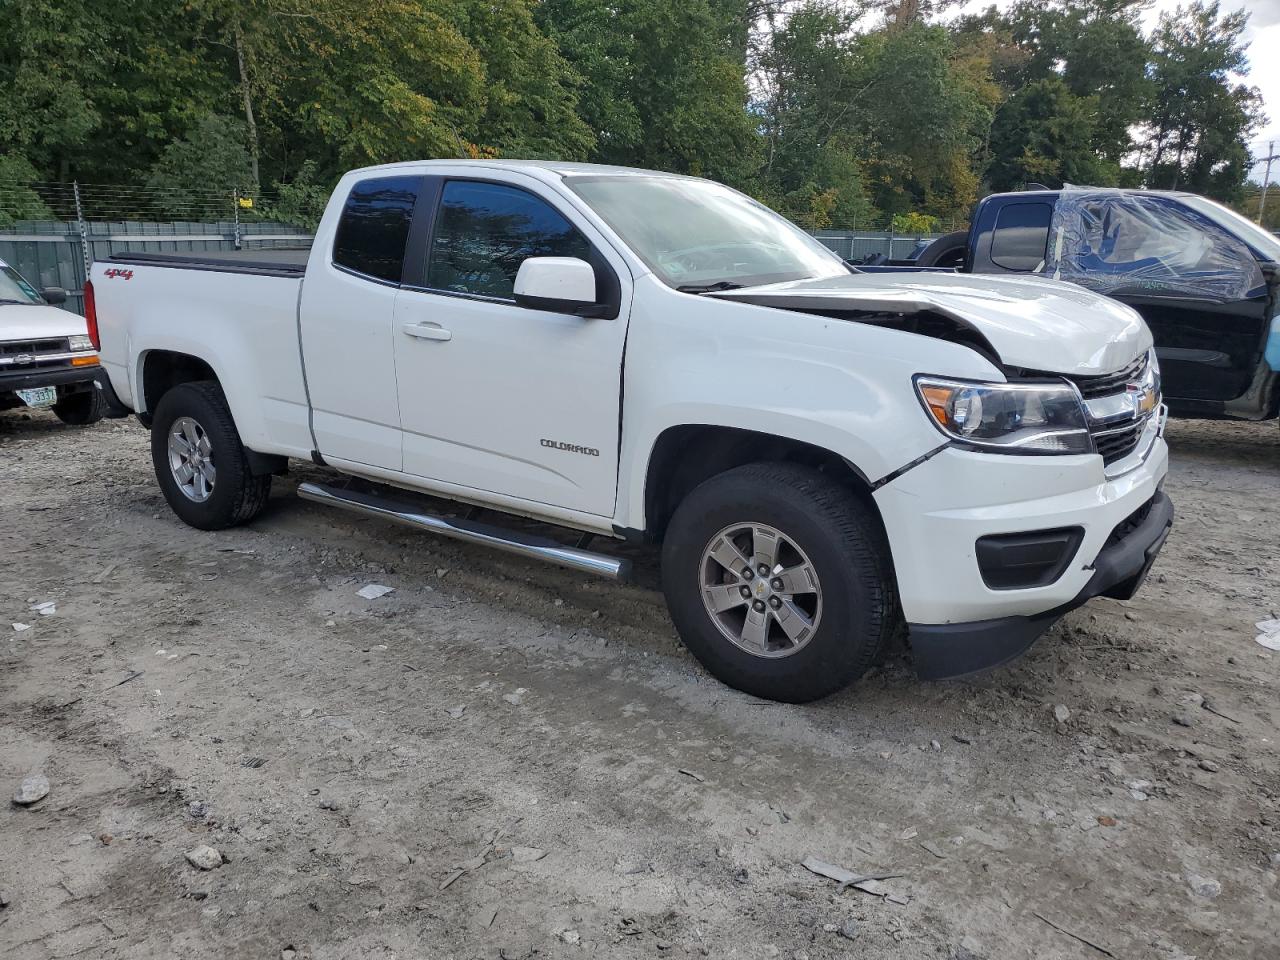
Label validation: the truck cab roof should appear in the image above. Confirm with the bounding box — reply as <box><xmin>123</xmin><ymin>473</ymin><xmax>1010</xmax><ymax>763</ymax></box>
<box><xmin>343</xmin><ymin>158</ymin><xmax>704</xmax><ymax>184</ymax></box>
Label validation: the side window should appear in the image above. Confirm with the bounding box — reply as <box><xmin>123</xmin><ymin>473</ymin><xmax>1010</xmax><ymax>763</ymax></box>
<box><xmin>332</xmin><ymin>176</ymin><xmax>422</xmax><ymax>283</ymax></box>
<box><xmin>427</xmin><ymin>181</ymin><xmax>591</xmax><ymax>299</ymax></box>
<box><xmin>990</xmin><ymin>202</ymin><xmax>1052</xmax><ymax>271</ymax></box>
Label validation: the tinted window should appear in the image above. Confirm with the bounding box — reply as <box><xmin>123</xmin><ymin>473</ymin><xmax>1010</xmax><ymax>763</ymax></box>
<box><xmin>332</xmin><ymin>176</ymin><xmax>422</xmax><ymax>283</ymax></box>
<box><xmin>427</xmin><ymin>181</ymin><xmax>590</xmax><ymax>299</ymax></box>
<box><xmin>991</xmin><ymin>202</ymin><xmax>1052</xmax><ymax>271</ymax></box>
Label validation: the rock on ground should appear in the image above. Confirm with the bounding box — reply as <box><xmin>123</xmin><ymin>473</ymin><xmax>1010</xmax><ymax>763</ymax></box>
<box><xmin>185</xmin><ymin>845</ymin><xmax>223</xmax><ymax>871</ymax></box>
<box><xmin>12</xmin><ymin>773</ymin><xmax>50</xmax><ymax>806</ymax></box>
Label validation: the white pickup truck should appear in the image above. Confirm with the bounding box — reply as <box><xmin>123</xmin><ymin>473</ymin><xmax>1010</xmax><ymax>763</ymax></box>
<box><xmin>91</xmin><ymin>160</ymin><xmax>1173</xmax><ymax>702</ymax></box>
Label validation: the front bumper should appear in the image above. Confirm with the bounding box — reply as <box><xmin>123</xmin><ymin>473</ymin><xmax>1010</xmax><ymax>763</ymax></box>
<box><xmin>0</xmin><ymin>364</ymin><xmax>101</xmax><ymax>395</ymax></box>
<box><xmin>0</xmin><ymin>365</ymin><xmax>131</xmax><ymax>418</ymax></box>
<box><xmin>874</xmin><ymin>422</ymin><xmax>1171</xmax><ymax>679</ymax></box>
<box><xmin>908</xmin><ymin>490</ymin><xmax>1172</xmax><ymax>679</ymax></box>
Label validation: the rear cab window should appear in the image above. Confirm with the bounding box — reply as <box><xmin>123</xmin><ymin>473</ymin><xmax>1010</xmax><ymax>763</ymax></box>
<box><xmin>332</xmin><ymin>176</ymin><xmax>423</xmax><ymax>284</ymax></box>
<box><xmin>990</xmin><ymin>202</ymin><xmax>1053</xmax><ymax>271</ymax></box>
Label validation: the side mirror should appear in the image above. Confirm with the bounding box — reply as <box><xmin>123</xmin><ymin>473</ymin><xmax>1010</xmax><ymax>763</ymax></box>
<box><xmin>41</xmin><ymin>286</ymin><xmax>67</xmax><ymax>305</ymax></box>
<box><xmin>514</xmin><ymin>257</ymin><xmax>612</xmax><ymax>319</ymax></box>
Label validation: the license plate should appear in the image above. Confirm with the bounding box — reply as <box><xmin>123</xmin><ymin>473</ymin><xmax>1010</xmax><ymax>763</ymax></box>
<box><xmin>16</xmin><ymin>386</ymin><xmax>57</xmax><ymax>408</ymax></box>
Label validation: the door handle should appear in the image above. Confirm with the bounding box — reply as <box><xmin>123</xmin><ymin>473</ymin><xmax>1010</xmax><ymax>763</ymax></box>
<box><xmin>401</xmin><ymin>321</ymin><xmax>452</xmax><ymax>342</ymax></box>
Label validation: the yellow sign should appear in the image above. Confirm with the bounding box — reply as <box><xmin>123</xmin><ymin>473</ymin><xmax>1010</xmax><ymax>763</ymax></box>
<box><xmin>238</xmin><ymin>197</ymin><xmax>254</xmax><ymax>209</ymax></box>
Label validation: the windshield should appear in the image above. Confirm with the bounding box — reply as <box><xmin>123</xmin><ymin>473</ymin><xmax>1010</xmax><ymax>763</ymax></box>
<box><xmin>0</xmin><ymin>262</ymin><xmax>43</xmax><ymax>304</ymax></box>
<box><xmin>1180</xmin><ymin>196</ymin><xmax>1280</xmax><ymax>262</ymax></box>
<box><xmin>567</xmin><ymin>175</ymin><xmax>850</xmax><ymax>289</ymax></box>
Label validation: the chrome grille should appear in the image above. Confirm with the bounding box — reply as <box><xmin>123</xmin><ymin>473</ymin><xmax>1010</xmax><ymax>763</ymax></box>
<box><xmin>1062</xmin><ymin>352</ymin><xmax>1156</xmax><ymax>466</ymax></box>
<box><xmin>1091</xmin><ymin>419</ymin><xmax>1147</xmax><ymax>464</ymax></box>
<box><xmin>0</xmin><ymin>337</ymin><xmax>74</xmax><ymax>372</ymax></box>
<box><xmin>1068</xmin><ymin>353</ymin><xmax>1147</xmax><ymax>400</ymax></box>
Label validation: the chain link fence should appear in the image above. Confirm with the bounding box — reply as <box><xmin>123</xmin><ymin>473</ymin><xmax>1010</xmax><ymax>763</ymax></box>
<box><xmin>0</xmin><ymin>180</ymin><xmax>313</xmax><ymax>315</ymax></box>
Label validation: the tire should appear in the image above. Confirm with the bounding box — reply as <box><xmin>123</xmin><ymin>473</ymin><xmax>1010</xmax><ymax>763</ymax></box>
<box><xmin>149</xmin><ymin>380</ymin><xmax>271</xmax><ymax>530</ymax></box>
<box><xmin>660</xmin><ymin>463</ymin><xmax>898</xmax><ymax>703</ymax></box>
<box><xmin>52</xmin><ymin>386</ymin><xmax>105</xmax><ymax>425</ymax></box>
<box><xmin>913</xmin><ymin>229</ymin><xmax>968</xmax><ymax>269</ymax></box>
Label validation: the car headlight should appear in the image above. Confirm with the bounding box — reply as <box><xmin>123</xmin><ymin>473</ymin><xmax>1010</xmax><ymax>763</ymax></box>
<box><xmin>69</xmin><ymin>334</ymin><xmax>95</xmax><ymax>352</ymax></box>
<box><xmin>915</xmin><ymin>376</ymin><xmax>1093</xmax><ymax>455</ymax></box>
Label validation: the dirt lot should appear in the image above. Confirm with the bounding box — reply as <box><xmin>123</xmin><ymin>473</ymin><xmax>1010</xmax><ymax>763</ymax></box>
<box><xmin>1</xmin><ymin>411</ymin><xmax>1277</xmax><ymax>960</ymax></box>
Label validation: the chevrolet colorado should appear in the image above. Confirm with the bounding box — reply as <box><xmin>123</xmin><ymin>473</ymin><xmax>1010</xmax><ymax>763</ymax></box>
<box><xmin>91</xmin><ymin>161</ymin><xmax>1173</xmax><ymax>702</ymax></box>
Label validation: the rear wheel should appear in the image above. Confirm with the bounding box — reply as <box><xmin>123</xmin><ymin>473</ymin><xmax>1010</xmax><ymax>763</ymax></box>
<box><xmin>661</xmin><ymin>463</ymin><xmax>897</xmax><ymax>703</ymax></box>
<box><xmin>150</xmin><ymin>381</ymin><xmax>271</xmax><ymax>530</ymax></box>
<box><xmin>52</xmin><ymin>387</ymin><xmax>104</xmax><ymax>425</ymax></box>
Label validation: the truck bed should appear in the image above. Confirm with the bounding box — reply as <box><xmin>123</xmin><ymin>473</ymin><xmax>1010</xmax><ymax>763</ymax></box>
<box><xmin>93</xmin><ymin>247</ymin><xmax>313</xmax><ymax>456</ymax></box>
<box><xmin>107</xmin><ymin>249</ymin><xmax>310</xmax><ymax>278</ymax></box>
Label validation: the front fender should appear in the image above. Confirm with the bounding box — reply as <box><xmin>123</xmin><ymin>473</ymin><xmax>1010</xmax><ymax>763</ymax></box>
<box><xmin>615</xmin><ymin>287</ymin><xmax>1001</xmax><ymax>530</ymax></box>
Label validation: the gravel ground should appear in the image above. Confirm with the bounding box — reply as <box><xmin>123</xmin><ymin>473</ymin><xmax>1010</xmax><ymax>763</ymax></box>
<box><xmin>1</xmin><ymin>411</ymin><xmax>1277</xmax><ymax>960</ymax></box>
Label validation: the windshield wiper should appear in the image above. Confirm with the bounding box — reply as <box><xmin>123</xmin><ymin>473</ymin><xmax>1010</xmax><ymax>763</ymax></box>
<box><xmin>675</xmin><ymin>280</ymin><xmax>746</xmax><ymax>294</ymax></box>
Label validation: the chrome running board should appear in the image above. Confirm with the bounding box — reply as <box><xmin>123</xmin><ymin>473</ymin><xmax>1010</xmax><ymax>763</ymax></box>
<box><xmin>297</xmin><ymin>481</ymin><xmax>632</xmax><ymax>582</ymax></box>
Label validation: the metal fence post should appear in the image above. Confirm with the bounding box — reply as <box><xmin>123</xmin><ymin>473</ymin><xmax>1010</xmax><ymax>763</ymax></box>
<box><xmin>72</xmin><ymin>180</ymin><xmax>91</xmax><ymax>281</ymax></box>
<box><xmin>233</xmin><ymin>191</ymin><xmax>242</xmax><ymax>250</ymax></box>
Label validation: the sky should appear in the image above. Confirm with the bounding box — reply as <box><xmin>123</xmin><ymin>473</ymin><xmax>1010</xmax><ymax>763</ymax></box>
<box><xmin>955</xmin><ymin>0</ymin><xmax>1280</xmax><ymax>181</ymax></box>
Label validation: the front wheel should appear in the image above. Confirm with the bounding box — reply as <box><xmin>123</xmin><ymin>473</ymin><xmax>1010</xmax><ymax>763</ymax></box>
<box><xmin>52</xmin><ymin>387</ymin><xmax>105</xmax><ymax>425</ymax></box>
<box><xmin>150</xmin><ymin>381</ymin><xmax>271</xmax><ymax>530</ymax></box>
<box><xmin>661</xmin><ymin>463</ymin><xmax>898</xmax><ymax>703</ymax></box>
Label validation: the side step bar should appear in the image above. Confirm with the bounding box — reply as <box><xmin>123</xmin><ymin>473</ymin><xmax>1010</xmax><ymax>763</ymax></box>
<box><xmin>297</xmin><ymin>481</ymin><xmax>632</xmax><ymax>582</ymax></box>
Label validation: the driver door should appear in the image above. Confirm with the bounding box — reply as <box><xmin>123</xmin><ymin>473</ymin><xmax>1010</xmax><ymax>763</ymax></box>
<box><xmin>392</xmin><ymin>177</ymin><xmax>632</xmax><ymax>518</ymax></box>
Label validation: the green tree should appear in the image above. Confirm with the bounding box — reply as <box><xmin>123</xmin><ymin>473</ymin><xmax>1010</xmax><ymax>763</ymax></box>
<box><xmin>987</xmin><ymin>77</ymin><xmax>1110</xmax><ymax>189</ymax></box>
<box><xmin>1140</xmin><ymin>1</ymin><xmax>1262</xmax><ymax>201</ymax></box>
<box><xmin>0</xmin><ymin>0</ymin><xmax>224</xmax><ymax>183</ymax></box>
<box><xmin>753</xmin><ymin>7</ymin><xmax>991</xmax><ymax>226</ymax></box>
<box><xmin>0</xmin><ymin>155</ymin><xmax>55</xmax><ymax>225</ymax></box>
<box><xmin>854</xmin><ymin>22</ymin><xmax>991</xmax><ymax>220</ymax></box>
<box><xmin>1060</xmin><ymin>0</ymin><xmax>1153</xmax><ymax>166</ymax></box>
<box><xmin>280</xmin><ymin>1</ymin><xmax>487</xmax><ymax>171</ymax></box>
<box><xmin>0</xmin><ymin>0</ymin><xmax>103</xmax><ymax>181</ymax></box>
<box><xmin>145</xmin><ymin>114</ymin><xmax>255</xmax><ymax>217</ymax></box>
<box><xmin>753</xmin><ymin>2</ymin><xmax>875</xmax><ymax>227</ymax></box>
<box><xmin>262</xmin><ymin>160</ymin><xmax>331</xmax><ymax>230</ymax></box>
<box><xmin>955</xmin><ymin>0</ymin><xmax>1153</xmax><ymax>185</ymax></box>
<box><xmin>447</xmin><ymin>0</ymin><xmax>594</xmax><ymax>160</ymax></box>
<box><xmin>539</xmin><ymin>0</ymin><xmax>759</xmax><ymax>185</ymax></box>
<box><xmin>892</xmin><ymin>210</ymin><xmax>941</xmax><ymax>233</ymax></box>
<box><xmin>534</xmin><ymin>0</ymin><xmax>643</xmax><ymax>160</ymax></box>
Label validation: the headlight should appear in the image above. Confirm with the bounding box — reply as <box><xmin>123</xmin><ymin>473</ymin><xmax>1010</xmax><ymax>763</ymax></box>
<box><xmin>915</xmin><ymin>376</ymin><xmax>1093</xmax><ymax>454</ymax></box>
<box><xmin>69</xmin><ymin>334</ymin><xmax>94</xmax><ymax>352</ymax></box>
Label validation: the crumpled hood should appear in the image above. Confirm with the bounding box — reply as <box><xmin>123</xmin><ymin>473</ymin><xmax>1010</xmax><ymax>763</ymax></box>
<box><xmin>709</xmin><ymin>270</ymin><xmax>1152</xmax><ymax>375</ymax></box>
<box><xmin>0</xmin><ymin>303</ymin><xmax>89</xmax><ymax>343</ymax></box>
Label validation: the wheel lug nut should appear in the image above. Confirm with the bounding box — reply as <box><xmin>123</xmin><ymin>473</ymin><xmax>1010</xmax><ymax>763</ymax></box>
<box><xmin>742</xmin><ymin>568</ymin><xmax>754</xmax><ymax>580</ymax></box>
<box><xmin>771</xmin><ymin>578</ymin><xmax>783</xmax><ymax>590</ymax></box>
<box><xmin>769</xmin><ymin>596</ymin><xmax>782</xmax><ymax>609</ymax></box>
<box><xmin>739</xmin><ymin>585</ymin><xmax>751</xmax><ymax>599</ymax></box>
<box><xmin>757</xmin><ymin>564</ymin><xmax>769</xmax><ymax>576</ymax></box>
<box><xmin>752</xmin><ymin>600</ymin><xmax>766</xmax><ymax>612</ymax></box>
